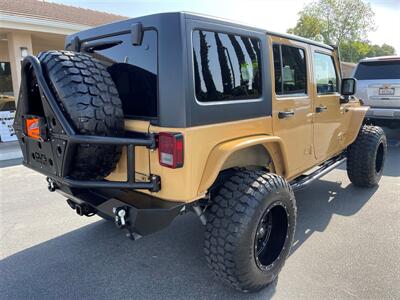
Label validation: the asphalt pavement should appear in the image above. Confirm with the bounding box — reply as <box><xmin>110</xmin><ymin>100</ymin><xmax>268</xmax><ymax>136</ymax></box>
<box><xmin>0</xmin><ymin>129</ymin><xmax>399</xmax><ymax>299</ymax></box>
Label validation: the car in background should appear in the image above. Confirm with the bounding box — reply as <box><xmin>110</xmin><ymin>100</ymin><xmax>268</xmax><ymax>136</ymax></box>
<box><xmin>353</xmin><ymin>56</ymin><xmax>400</xmax><ymax>129</ymax></box>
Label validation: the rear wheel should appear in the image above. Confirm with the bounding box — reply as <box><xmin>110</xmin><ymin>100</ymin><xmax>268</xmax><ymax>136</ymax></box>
<box><xmin>204</xmin><ymin>170</ymin><xmax>296</xmax><ymax>292</ymax></box>
<box><xmin>38</xmin><ymin>50</ymin><xmax>124</xmax><ymax>179</ymax></box>
<box><xmin>346</xmin><ymin>125</ymin><xmax>387</xmax><ymax>187</ymax></box>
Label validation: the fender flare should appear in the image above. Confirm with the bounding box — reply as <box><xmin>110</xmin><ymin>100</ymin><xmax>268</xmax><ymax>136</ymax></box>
<box><xmin>197</xmin><ymin>135</ymin><xmax>288</xmax><ymax>195</ymax></box>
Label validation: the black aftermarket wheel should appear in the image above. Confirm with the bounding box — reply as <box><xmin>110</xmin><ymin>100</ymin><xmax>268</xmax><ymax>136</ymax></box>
<box><xmin>254</xmin><ymin>201</ymin><xmax>290</xmax><ymax>271</ymax></box>
<box><xmin>204</xmin><ymin>170</ymin><xmax>296</xmax><ymax>292</ymax></box>
<box><xmin>38</xmin><ymin>50</ymin><xmax>124</xmax><ymax>180</ymax></box>
<box><xmin>346</xmin><ymin>125</ymin><xmax>387</xmax><ymax>187</ymax></box>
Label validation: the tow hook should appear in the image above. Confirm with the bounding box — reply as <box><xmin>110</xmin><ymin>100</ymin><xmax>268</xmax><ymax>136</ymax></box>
<box><xmin>46</xmin><ymin>177</ymin><xmax>56</xmax><ymax>192</ymax></box>
<box><xmin>113</xmin><ymin>206</ymin><xmax>129</xmax><ymax>228</ymax></box>
<box><xmin>112</xmin><ymin>207</ymin><xmax>142</xmax><ymax>241</ymax></box>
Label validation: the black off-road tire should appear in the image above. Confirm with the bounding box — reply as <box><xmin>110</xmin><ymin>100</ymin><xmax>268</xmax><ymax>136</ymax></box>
<box><xmin>204</xmin><ymin>170</ymin><xmax>296</xmax><ymax>292</ymax></box>
<box><xmin>346</xmin><ymin>125</ymin><xmax>387</xmax><ymax>188</ymax></box>
<box><xmin>38</xmin><ymin>50</ymin><xmax>124</xmax><ymax>179</ymax></box>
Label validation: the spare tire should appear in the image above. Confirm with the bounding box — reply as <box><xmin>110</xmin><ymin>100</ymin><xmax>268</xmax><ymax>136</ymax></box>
<box><xmin>38</xmin><ymin>50</ymin><xmax>124</xmax><ymax>180</ymax></box>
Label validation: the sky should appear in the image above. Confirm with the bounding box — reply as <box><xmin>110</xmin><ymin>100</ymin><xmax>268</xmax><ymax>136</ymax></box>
<box><xmin>48</xmin><ymin>0</ymin><xmax>400</xmax><ymax>55</ymax></box>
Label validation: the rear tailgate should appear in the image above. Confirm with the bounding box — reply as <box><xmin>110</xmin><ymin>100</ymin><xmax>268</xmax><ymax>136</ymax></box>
<box><xmin>363</xmin><ymin>80</ymin><xmax>400</xmax><ymax>108</ymax></box>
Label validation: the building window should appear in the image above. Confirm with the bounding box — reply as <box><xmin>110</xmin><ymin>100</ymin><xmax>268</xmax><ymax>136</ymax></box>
<box><xmin>314</xmin><ymin>52</ymin><xmax>338</xmax><ymax>94</ymax></box>
<box><xmin>0</xmin><ymin>62</ymin><xmax>15</xmax><ymax>111</ymax></box>
<box><xmin>192</xmin><ymin>30</ymin><xmax>262</xmax><ymax>102</ymax></box>
<box><xmin>273</xmin><ymin>44</ymin><xmax>307</xmax><ymax>96</ymax></box>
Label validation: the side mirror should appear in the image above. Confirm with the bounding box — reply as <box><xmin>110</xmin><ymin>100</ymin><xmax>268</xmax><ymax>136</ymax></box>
<box><xmin>131</xmin><ymin>23</ymin><xmax>143</xmax><ymax>46</ymax></box>
<box><xmin>341</xmin><ymin>78</ymin><xmax>357</xmax><ymax>96</ymax></box>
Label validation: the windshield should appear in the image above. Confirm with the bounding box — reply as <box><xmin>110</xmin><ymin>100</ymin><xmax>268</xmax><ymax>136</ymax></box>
<box><xmin>354</xmin><ymin>60</ymin><xmax>400</xmax><ymax>80</ymax></box>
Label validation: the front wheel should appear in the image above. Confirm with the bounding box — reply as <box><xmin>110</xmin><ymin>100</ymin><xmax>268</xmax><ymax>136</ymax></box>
<box><xmin>346</xmin><ymin>125</ymin><xmax>387</xmax><ymax>187</ymax></box>
<box><xmin>204</xmin><ymin>170</ymin><xmax>296</xmax><ymax>292</ymax></box>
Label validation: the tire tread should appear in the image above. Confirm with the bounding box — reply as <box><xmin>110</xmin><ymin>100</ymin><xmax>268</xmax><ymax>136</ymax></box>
<box><xmin>204</xmin><ymin>170</ymin><xmax>296</xmax><ymax>292</ymax></box>
<box><xmin>38</xmin><ymin>50</ymin><xmax>124</xmax><ymax>179</ymax></box>
<box><xmin>347</xmin><ymin>125</ymin><xmax>386</xmax><ymax>187</ymax></box>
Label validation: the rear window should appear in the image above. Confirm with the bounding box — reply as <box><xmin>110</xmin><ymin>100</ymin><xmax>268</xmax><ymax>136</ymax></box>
<box><xmin>354</xmin><ymin>60</ymin><xmax>400</xmax><ymax>80</ymax></box>
<box><xmin>192</xmin><ymin>30</ymin><xmax>262</xmax><ymax>102</ymax></box>
<box><xmin>90</xmin><ymin>30</ymin><xmax>158</xmax><ymax>119</ymax></box>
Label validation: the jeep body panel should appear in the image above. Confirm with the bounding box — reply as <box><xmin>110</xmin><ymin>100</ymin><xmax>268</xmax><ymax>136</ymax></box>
<box><xmin>107</xmin><ymin>116</ymin><xmax>277</xmax><ymax>202</ymax></box>
<box><xmin>93</xmin><ymin>13</ymin><xmax>367</xmax><ymax>203</ymax></box>
<box><xmin>13</xmin><ymin>12</ymin><xmax>373</xmax><ymax>252</ymax></box>
<box><xmin>66</xmin><ymin>12</ymin><xmax>333</xmax><ymax>128</ymax></box>
<box><xmin>106</xmin><ymin>104</ymin><xmax>365</xmax><ymax>203</ymax></box>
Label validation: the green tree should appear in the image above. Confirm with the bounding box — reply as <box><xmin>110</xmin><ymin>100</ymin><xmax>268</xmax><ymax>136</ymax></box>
<box><xmin>336</xmin><ymin>41</ymin><xmax>396</xmax><ymax>62</ymax></box>
<box><xmin>287</xmin><ymin>14</ymin><xmax>326</xmax><ymax>42</ymax></box>
<box><xmin>288</xmin><ymin>0</ymin><xmax>376</xmax><ymax>45</ymax></box>
<box><xmin>339</xmin><ymin>40</ymin><xmax>371</xmax><ymax>62</ymax></box>
<box><xmin>288</xmin><ymin>0</ymin><xmax>397</xmax><ymax>62</ymax></box>
<box><xmin>368</xmin><ymin>43</ymin><xmax>396</xmax><ymax>57</ymax></box>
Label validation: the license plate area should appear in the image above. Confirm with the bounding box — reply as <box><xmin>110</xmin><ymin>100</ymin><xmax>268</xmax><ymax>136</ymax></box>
<box><xmin>378</xmin><ymin>87</ymin><xmax>395</xmax><ymax>96</ymax></box>
<box><xmin>25</xmin><ymin>138</ymin><xmax>58</xmax><ymax>175</ymax></box>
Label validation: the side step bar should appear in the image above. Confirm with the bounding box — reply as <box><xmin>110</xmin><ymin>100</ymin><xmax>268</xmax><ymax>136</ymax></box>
<box><xmin>290</xmin><ymin>155</ymin><xmax>346</xmax><ymax>192</ymax></box>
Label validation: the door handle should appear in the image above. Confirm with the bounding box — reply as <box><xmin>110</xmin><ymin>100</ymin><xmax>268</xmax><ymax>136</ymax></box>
<box><xmin>278</xmin><ymin>111</ymin><xmax>295</xmax><ymax>119</ymax></box>
<box><xmin>315</xmin><ymin>105</ymin><xmax>327</xmax><ymax>113</ymax></box>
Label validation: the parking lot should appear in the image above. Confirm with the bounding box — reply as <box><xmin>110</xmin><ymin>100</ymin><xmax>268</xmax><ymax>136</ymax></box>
<box><xmin>0</xmin><ymin>128</ymin><xmax>399</xmax><ymax>299</ymax></box>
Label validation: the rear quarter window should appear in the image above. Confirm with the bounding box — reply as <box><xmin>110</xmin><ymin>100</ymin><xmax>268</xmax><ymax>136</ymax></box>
<box><xmin>192</xmin><ymin>30</ymin><xmax>262</xmax><ymax>102</ymax></box>
<box><xmin>354</xmin><ymin>61</ymin><xmax>400</xmax><ymax>80</ymax></box>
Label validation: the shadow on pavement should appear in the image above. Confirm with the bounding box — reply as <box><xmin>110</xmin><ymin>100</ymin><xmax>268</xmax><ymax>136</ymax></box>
<box><xmin>0</xmin><ymin>175</ymin><xmax>379</xmax><ymax>300</ymax></box>
<box><xmin>291</xmin><ymin>179</ymin><xmax>377</xmax><ymax>255</ymax></box>
<box><xmin>0</xmin><ymin>214</ymin><xmax>275</xmax><ymax>299</ymax></box>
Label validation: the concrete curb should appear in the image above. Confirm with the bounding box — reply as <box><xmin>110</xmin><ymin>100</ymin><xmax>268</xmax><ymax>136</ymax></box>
<box><xmin>0</xmin><ymin>141</ymin><xmax>23</xmax><ymax>161</ymax></box>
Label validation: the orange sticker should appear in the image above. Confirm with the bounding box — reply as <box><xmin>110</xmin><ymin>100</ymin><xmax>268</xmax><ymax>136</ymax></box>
<box><xmin>26</xmin><ymin>118</ymin><xmax>40</xmax><ymax>139</ymax></box>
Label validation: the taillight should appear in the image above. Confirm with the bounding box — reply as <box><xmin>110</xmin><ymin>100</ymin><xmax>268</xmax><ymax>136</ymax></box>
<box><xmin>158</xmin><ymin>132</ymin><xmax>184</xmax><ymax>168</ymax></box>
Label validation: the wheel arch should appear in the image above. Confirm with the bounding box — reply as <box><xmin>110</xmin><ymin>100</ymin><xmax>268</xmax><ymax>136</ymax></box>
<box><xmin>197</xmin><ymin>135</ymin><xmax>288</xmax><ymax>195</ymax></box>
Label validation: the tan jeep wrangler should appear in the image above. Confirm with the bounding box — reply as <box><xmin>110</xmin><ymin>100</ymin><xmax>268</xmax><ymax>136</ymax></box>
<box><xmin>13</xmin><ymin>12</ymin><xmax>387</xmax><ymax>292</ymax></box>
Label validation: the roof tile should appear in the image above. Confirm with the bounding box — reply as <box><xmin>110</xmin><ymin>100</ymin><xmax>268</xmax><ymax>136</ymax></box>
<box><xmin>0</xmin><ymin>0</ymin><xmax>127</xmax><ymax>26</ymax></box>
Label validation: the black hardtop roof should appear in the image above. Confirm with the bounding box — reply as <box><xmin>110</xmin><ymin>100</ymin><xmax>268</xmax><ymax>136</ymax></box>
<box><xmin>67</xmin><ymin>11</ymin><xmax>334</xmax><ymax>51</ymax></box>
<box><xmin>183</xmin><ymin>12</ymin><xmax>333</xmax><ymax>50</ymax></box>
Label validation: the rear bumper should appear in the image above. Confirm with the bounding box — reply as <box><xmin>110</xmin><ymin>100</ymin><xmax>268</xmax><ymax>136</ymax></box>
<box><xmin>366</xmin><ymin>107</ymin><xmax>400</xmax><ymax>120</ymax></box>
<box><xmin>58</xmin><ymin>185</ymin><xmax>185</xmax><ymax>237</ymax></box>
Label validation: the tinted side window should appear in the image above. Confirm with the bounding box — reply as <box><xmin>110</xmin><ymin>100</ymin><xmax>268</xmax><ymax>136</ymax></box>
<box><xmin>273</xmin><ymin>45</ymin><xmax>307</xmax><ymax>95</ymax></box>
<box><xmin>91</xmin><ymin>30</ymin><xmax>158</xmax><ymax>119</ymax></box>
<box><xmin>192</xmin><ymin>30</ymin><xmax>262</xmax><ymax>102</ymax></box>
<box><xmin>314</xmin><ymin>52</ymin><xmax>338</xmax><ymax>94</ymax></box>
